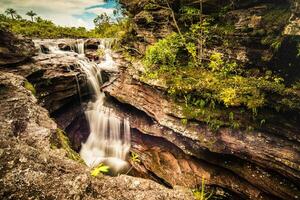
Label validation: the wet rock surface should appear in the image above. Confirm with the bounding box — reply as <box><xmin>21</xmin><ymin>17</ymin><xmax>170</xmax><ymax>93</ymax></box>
<box><xmin>1</xmin><ymin>53</ymin><xmax>89</xmax><ymax>113</ymax></box>
<box><xmin>112</xmin><ymin>2</ymin><xmax>300</xmax><ymax>199</ymax></box>
<box><xmin>26</xmin><ymin>37</ymin><xmax>299</xmax><ymax>199</ymax></box>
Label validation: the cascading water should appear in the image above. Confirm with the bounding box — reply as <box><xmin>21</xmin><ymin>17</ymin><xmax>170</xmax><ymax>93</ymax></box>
<box><xmin>97</xmin><ymin>39</ymin><xmax>118</xmax><ymax>72</ymax></box>
<box><xmin>34</xmin><ymin>39</ymin><xmax>131</xmax><ymax>173</ymax></box>
<box><xmin>74</xmin><ymin>39</ymin><xmax>85</xmax><ymax>55</ymax></box>
<box><xmin>78</xmin><ymin>40</ymin><xmax>131</xmax><ymax>172</ymax></box>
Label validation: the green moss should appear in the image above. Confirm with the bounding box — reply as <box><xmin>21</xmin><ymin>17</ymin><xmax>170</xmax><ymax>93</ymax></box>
<box><xmin>24</xmin><ymin>80</ymin><xmax>36</xmax><ymax>96</ymax></box>
<box><xmin>52</xmin><ymin>128</ymin><xmax>84</xmax><ymax>163</ymax></box>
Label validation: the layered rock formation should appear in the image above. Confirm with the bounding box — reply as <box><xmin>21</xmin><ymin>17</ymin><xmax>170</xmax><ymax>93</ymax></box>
<box><xmin>102</xmin><ymin>63</ymin><xmax>300</xmax><ymax>200</ymax></box>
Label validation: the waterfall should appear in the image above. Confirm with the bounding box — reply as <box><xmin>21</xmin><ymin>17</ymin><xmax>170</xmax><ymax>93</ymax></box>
<box><xmin>34</xmin><ymin>38</ymin><xmax>131</xmax><ymax>172</ymax></box>
<box><xmin>78</xmin><ymin>39</ymin><xmax>131</xmax><ymax>172</ymax></box>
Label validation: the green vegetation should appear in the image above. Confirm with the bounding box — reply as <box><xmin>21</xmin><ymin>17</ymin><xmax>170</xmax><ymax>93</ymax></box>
<box><xmin>192</xmin><ymin>177</ymin><xmax>213</xmax><ymax>200</ymax></box>
<box><xmin>26</xmin><ymin>10</ymin><xmax>37</xmax><ymax>22</ymax></box>
<box><xmin>5</xmin><ymin>8</ymin><xmax>17</xmax><ymax>19</ymax></box>
<box><xmin>91</xmin><ymin>163</ymin><xmax>110</xmax><ymax>177</ymax></box>
<box><xmin>0</xmin><ymin>13</ymin><xmax>99</xmax><ymax>38</ymax></box>
<box><xmin>1</xmin><ymin>8</ymin><xmax>130</xmax><ymax>39</ymax></box>
<box><xmin>51</xmin><ymin>128</ymin><xmax>84</xmax><ymax>163</ymax></box>
<box><xmin>94</xmin><ymin>13</ymin><xmax>133</xmax><ymax>39</ymax></box>
<box><xmin>24</xmin><ymin>80</ymin><xmax>36</xmax><ymax>96</ymax></box>
<box><xmin>141</xmin><ymin>3</ymin><xmax>299</xmax><ymax>131</ymax></box>
<box><xmin>130</xmin><ymin>152</ymin><xmax>141</xmax><ymax>163</ymax></box>
<box><xmin>125</xmin><ymin>152</ymin><xmax>141</xmax><ymax>175</ymax></box>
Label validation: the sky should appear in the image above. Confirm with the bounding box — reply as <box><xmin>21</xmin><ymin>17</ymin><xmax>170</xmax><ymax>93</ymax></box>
<box><xmin>0</xmin><ymin>0</ymin><xmax>121</xmax><ymax>29</ymax></box>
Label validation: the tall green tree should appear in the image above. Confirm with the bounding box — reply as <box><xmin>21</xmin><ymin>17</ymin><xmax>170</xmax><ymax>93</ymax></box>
<box><xmin>5</xmin><ymin>8</ymin><xmax>17</xmax><ymax>19</ymax></box>
<box><xmin>26</xmin><ymin>10</ymin><xmax>37</xmax><ymax>22</ymax></box>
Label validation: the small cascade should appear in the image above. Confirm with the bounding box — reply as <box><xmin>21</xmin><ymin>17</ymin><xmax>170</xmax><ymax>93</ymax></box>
<box><xmin>74</xmin><ymin>39</ymin><xmax>85</xmax><ymax>55</ymax></box>
<box><xmin>97</xmin><ymin>39</ymin><xmax>118</xmax><ymax>72</ymax></box>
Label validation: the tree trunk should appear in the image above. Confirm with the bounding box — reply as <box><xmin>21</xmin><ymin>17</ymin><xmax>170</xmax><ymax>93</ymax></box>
<box><xmin>198</xmin><ymin>0</ymin><xmax>203</xmax><ymax>64</ymax></box>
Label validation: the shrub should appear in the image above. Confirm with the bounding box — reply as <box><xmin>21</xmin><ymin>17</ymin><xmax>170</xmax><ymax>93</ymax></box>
<box><xmin>144</xmin><ymin>33</ymin><xmax>183</xmax><ymax>68</ymax></box>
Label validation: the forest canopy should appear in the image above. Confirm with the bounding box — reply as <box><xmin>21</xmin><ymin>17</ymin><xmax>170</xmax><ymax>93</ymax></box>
<box><xmin>0</xmin><ymin>8</ymin><xmax>128</xmax><ymax>39</ymax></box>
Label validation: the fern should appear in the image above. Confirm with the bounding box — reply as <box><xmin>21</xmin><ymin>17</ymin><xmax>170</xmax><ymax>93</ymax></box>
<box><xmin>91</xmin><ymin>163</ymin><xmax>110</xmax><ymax>177</ymax></box>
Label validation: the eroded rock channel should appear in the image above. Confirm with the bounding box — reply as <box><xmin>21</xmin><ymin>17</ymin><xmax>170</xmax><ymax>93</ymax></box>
<box><xmin>0</xmin><ymin>31</ymin><xmax>194</xmax><ymax>199</ymax></box>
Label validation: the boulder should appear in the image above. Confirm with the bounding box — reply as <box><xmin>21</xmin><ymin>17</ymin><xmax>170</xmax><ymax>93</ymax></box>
<box><xmin>0</xmin><ymin>29</ymin><xmax>36</xmax><ymax>66</ymax></box>
<box><xmin>85</xmin><ymin>39</ymin><xmax>100</xmax><ymax>50</ymax></box>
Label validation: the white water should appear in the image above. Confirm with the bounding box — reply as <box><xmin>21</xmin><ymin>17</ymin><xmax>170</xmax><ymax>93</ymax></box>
<box><xmin>34</xmin><ymin>39</ymin><xmax>85</xmax><ymax>55</ymax></box>
<box><xmin>78</xmin><ymin>40</ymin><xmax>131</xmax><ymax>170</ymax></box>
<box><xmin>97</xmin><ymin>39</ymin><xmax>118</xmax><ymax>72</ymax></box>
<box><xmin>35</xmin><ymin>39</ymin><xmax>131</xmax><ymax>172</ymax></box>
<box><xmin>74</xmin><ymin>39</ymin><xmax>85</xmax><ymax>55</ymax></box>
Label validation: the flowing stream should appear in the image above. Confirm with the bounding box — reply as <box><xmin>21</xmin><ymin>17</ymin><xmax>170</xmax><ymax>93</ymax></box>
<box><xmin>35</xmin><ymin>39</ymin><xmax>131</xmax><ymax>172</ymax></box>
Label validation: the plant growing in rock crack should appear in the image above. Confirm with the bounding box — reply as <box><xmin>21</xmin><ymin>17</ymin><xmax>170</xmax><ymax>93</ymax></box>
<box><xmin>125</xmin><ymin>152</ymin><xmax>141</xmax><ymax>175</ymax></box>
<box><xmin>91</xmin><ymin>163</ymin><xmax>110</xmax><ymax>177</ymax></box>
<box><xmin>192</xmin><ymin>177</ymin><xmax>213</xmax><ymax>200</ymax></box>
<box><xmin>24</xmin><ymin>80</ymin><xmax>36</xmax><ymax>96</ymax></box>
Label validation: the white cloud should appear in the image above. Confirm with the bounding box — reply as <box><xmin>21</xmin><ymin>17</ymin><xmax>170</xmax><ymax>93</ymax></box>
<box><xmin>0</xmin><ymin>0</ymin><xmax>113</xmax><ymax>29</ymax></box>
<box><xmin>87</xmin><ymin>7</ymin><xmax>115</xmax><ymax>16</ymax></box>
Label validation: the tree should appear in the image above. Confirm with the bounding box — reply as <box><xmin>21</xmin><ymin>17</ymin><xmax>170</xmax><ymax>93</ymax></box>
<box><xmin>5</xmin><ymin>8</ymin><xmax>17</xmax><ymax>19</ymax></box>
<box><xmin>26</xmin><ymin>10</ymin><xmax>37</xmax><ymax>22</ymax></box>
<box><xmin>198</xmin><ymin>0</ymin><xmax>203</xmax><ymax>63</ymax></box>
<box><xmin>15</xmin><ymin>14</ymin><xmax>22</xmax><ymax>21</ymax></box>
<box><xmin>35</xmin><ymin>16</ymin><xmax>43</xmax><ymax>23</ymax></box>
<box><xmin>94</xmin><ymin>13</ymin><xmax>110</xmax><ymax>26</ymax></box>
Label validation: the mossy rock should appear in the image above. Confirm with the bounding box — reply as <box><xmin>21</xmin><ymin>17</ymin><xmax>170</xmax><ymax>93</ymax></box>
<box><xmin>51</xmin><ymin>128</ymin><xmax>85</xmax><ymax>164</ymax></box>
